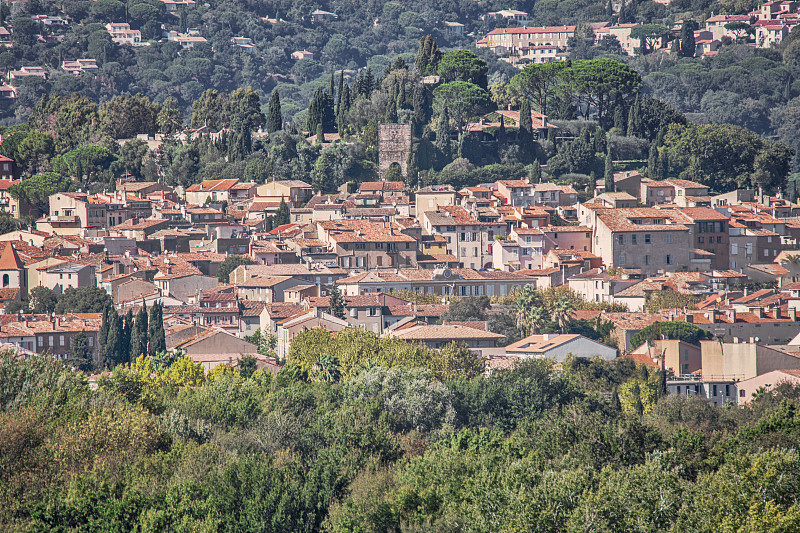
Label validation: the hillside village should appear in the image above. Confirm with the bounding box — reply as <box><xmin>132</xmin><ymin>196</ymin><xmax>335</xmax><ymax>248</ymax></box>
<box><xmin>0</xmin><ymin>140</ymin><xmax>799</xmax><ymax>404</ymax></box>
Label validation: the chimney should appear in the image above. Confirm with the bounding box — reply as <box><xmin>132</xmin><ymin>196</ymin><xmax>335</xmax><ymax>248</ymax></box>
<box><xmin>791</xmin><ymin>307</ymin><xmax>798</xmax><ymax>321</ymax></box>
<box><xmin>756</xmin><ymin>307</ymin><xmax>765</xmax><ymax>318</ymax></box>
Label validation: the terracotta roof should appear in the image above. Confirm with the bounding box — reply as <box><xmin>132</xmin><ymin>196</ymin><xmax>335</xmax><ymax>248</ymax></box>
<box><xmin>0</xmin><ymin>242</ymin><xmax>24</xmax><ymax>270</ymax></box>
<box><xmin>390</xmin><ymin>324</ymin><xmax>504</xmax><ymax>341</ymax></box>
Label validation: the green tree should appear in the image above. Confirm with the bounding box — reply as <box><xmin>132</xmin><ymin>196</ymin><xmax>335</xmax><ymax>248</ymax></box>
<box><xmin>28</xmin><ymin>286</ymin><xmax>57</xmax><ymax>314</ymax></box>
<box><xmin>436</xmin><ymin>105</ymin><xmax>452</xmax><ymax>163</ymax></box>
<box><xmin>130</xmin><ymin>305</ymin><xmax>148</xmax><ymax>360</ymax></box>
<box><xmin>157</xmin><ymin>96</ymin><xmax>182</xmax><ymax>135</ymax></box>
<box><xmin>64</xmin><ymin>330</ymin><xmax>93</xmax><ymax>372</ymax></box>
<box><xmin>275</xmin><ymin>197</ymin><xmax>290</xmax><ymax>226</ymax></box>
<box><xmin>328</xmin><ymin>282</ymin><xmax>346</xmax><ymax>319</ymax></box>
<box><xmin>437</xmin><ymin>50</ymin><xmax>488</xmax><ymax>89</ymax></box>
<box><xmin>630</xmin><ymin>24</ymin><xmax>670</xmax><ymax>55</ymax></box>
<box><xmin>681</xmin><ymin>20</ymin><xmax>699</xmax><ymax>57</ymax></box>
<box><xmin>605</xmin><ymin>152</ymin><xmax>616</xmax><ymax>192</ymax></box>
<box><xmin>266</xmin><ymin>90</ymin><xmax>282</xmax><ymax>134</ymax></box>
<box><xmin>54</xmin><ymin>287</ymin><xmax>113</xmax><ymax>314</ymax></box>
<box><xmin>99</xmin><ymin>94</ymin><xmax>159</xmax><ymax>139</ymax></box>
<box><xmin>511</xmin><ymin>62</ymin><xmax>569</xmax><ymax>116</ymax></box>
<box><xmin>238</xmin><ymin>354</ymin><xmax>257</xmax><ymax>378</ymax></box>
<box><xmin>217</xmin><ymin>255</ymin><xmax>254</xmax><ymax>283</ymax></box>
<box><xmin>190</xmin><ymin>89</ymin><xmax>227</xmax><ymax>130</ymax></box>
<box><xmin>104</xmin><ymin>310</ymin><xmax>126</xmax><ymax>368</ymax></box>
<box><xmin>432</xmin><ymin>82</ymin><xmax>492</xmax><ymax>138</ymax></box>
<box><xmin>147</xmin><ymin>302</ymin><xmax>165</xmax><ymax>357</ymax></box>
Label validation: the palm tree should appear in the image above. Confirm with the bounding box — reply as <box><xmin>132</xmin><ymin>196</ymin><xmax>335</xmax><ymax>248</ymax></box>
<box><xmin>552</xmin><ymin>296</ymin><xmax>576</xmax><ymax>334</ymax></box>
<box><xmin>514</xmin><ymin>285</ymin><xmax>538</xmax><ymax>333</ymax></box>
<box><xmin>526</xmin><ymin>306</ymin><xmax>549</xmax><ymax>336</ymax></box>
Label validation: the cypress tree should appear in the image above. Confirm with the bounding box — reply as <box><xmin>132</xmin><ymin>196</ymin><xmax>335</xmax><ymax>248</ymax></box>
<box><xmin>276</xmin><ymin>197</ymin><xmax>290</xmax><ymax>225</ymax></box>
<box><xmin>519</xmin><ymin>99</ymin><xmax>533</xmax><ymax>137</ymax></box>
<box><xmin>122</xmin><ymin>309</ymin><xmax>133</xmax><ymax>364</ymax></box>
<box><xmin>329</xmin><ymin>72</ymin><xmax>335</xmax><ymax>99</ymax></box>
<box><xmin>414</xmin><ymin>36</ymin><xmax>429</xmax><ymax>74</ymax></box>
<box><xmin>436</xmin><ymin>105</ymin><xmax>452</xmax><ymax>162</ymax></box>
<box><xmin>307</xmin><ymin>88</ymin><xmax>323</xmax><ymax>134</ymax></box>
<box><xmin>604</xmin><ymin>150</ymin><xmax>615</xmax><ymax>192</ymax></box>
<box><xmin>680</xmin><ymin>20</ymin><xmax>697</xmax><ymax>58</ymax></box>
<box><xmin>627</xmin><ymin>96</ymin><xmax>639</xmax><ymax>136</ymax></box>
<box><xmin>355</xmin><ymin>70</ymin><xmax>365</xmax><ymax>96</ymax></box>
<box><xmin>328</xmin><ymin>283</ymin><xmax>346</xmax><ymax>319</ymax></box>
<box><xmin>266</xmin><ymin>90</ymin><xmax>282</xmax><ymax>133</ymax></box>
<box><xmin>405</xmin><ymin>148</ymin><xmax>419</xmax><ymax>189</ymax></box>
<box><xmin>105</xmin><ymin>311</ymin><xmax>124</xmax><ymax>368</ymax></box>
<box><xmin>611</xmin><ymin>386</ymin><xmax>622</xmax><ymax>411</ymax></box>
<box><xmin>99</xmin><ymin>306</ymin><xmax>110</xmax><ymax>354</ymax></box>
<box><xmin>316</xmin><ymin>123</ymin><xmax>324</xmax><ymax>144</ymax></box>
<box><xmin>337</xmin><ymin>71</ymin><xmax>344</xmax><ymax>111</ymax></box>
<box><xmin>364</xmin><ymin>67</ymin><xmax>374</xmax><ymax>95</ymax></box>
<box><xmin>659</xmin><ymin>148</ymin><xmax>669</xmax><ymax>180</ymax></box>
<box><xmin>670</xmin><ymin>36</ymin><xmax>681</xmax><ymax>55</ymax></box>
<box><xmin>131</xmin><ymin>304</ymin><xmax>148</xmax><ymax>359</ymax></box>
<box><xmin>613</xmin><ymin>105</ymin><xmax>625</xmax><ymax>131</ymax></box>
<box><xmin>498</xmin><ymin>114</ymin><xmax>506</xmax><ymax>144</ymax></box>
<box><xmin>647</xmin><ymin>144</ymin><xmax>659</xmax><ymax>178</ymax></box>
<box><xmin>531</xmin><ymin>160</ymin><xmax>542</xmax><ymax>183</ymax></box>
<box><xmin>593</xmin><ymin>128</ymin><xmax>607</xmax><ymax>154</ymax></box>
<box><xmin>322</xmin><ymin>90</ymin><xmax>336</xmax><ymax>133</ymax></box>
<box><xmin>148</xmin><ymin>302</ymin><xmax>165</xmax><ymax>357</ymax></box>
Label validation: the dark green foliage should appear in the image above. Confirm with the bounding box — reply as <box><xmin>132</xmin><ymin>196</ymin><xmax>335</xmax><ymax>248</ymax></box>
<box><xmin>680</xmin><ymin>20</ymin><xmax>699</xmax><ymax>57</ymax></box>
<box><xmin>442</xmin><ymin>296</ymin><xmax>490</xmax><ymax>322</ymax></box>
<box><xmin>629</xmin><ymin>321</ymin><xmax>714</xmax><ymax>349</ymax></box>
<box><xmin>604</xmin><ymin>151</ymin><xmax>615</xmax><ymax>192</ymax></box>
<box><xmin>130</xmin><ymin>305</ymin><xmax>148</xmax><ymax>360</ymax></box>
<box><xmin>275</xmin><ymin>197</ymin><xmax>290</xmax><ymax>226</ymax></box>
<box><xmin>217</xmin><ymin>255</ymin><xmax>253</xmax><ymax>283</ymax></box>
<box><xmin>327</xmin><ymin>282</ymin><xmax>345</xmax><ymax>319</ymax></box>
<box><xmin>266</xmin><ymin>90</ymin><xmax>282</xmax><ymax>134</ymax></box>
<box><xmin>147</xmin><ymin>302</ymin><xmax>165</xmax><ymax>357</ymax></box>
<box><xmin>54</xmin><ymin>286</ymin><xmax>113</xmax><ymax>314</ymax></box>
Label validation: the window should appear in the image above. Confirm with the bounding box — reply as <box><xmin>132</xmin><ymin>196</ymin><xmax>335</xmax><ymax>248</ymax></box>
<box><xmin>619</xmin><ymin>254</ymin><xmax>625</xmax><ymax>265</ymax></box>
<box><xmin>644</xmin><ymin>255</ymin><xmax>650</xmax><ymax>265</ymax></box>
<box><xmin>644</xmin><ymin>234</ymin><xmax>651</xmax><ymax>244</ymax></box>
<box><xmin>631</xmin><ymin>235</ymin><xmax>637</xmax><ymax>245</ymax></box>
<box><xmin>525</xmin><ymin>236</ymin><xmax>532</xmax><ymax>243</ymax></box>
<box><xmin>698</xmin><ymin>236</ymin><xmax>704</xmax><ymax>244</ymax></box>
<box><xmin>48</xmin><ymin>336</ymin><xmax>54</xmax><ymax>347</ymax></box>
<box><xmin>764</xmin><ymin>249</ymin><xmax>769</xmax><ymax>257</ymax></box>
<box><xmin>461</xmin><ymin>247</ymin><xmax>466</xmax><ymax>256</ymax></box>
<box><xmin>1</xmin><ymin>274</ymin><xmax>7</xmax><ymax>288</ymax></box>
<box><xmin>618</xmin><ymin>235</ymin><xmax>625</xmax><ymax>245</ymax></box>
<box><xmin>739</xmin><ymin>390</ymin><xmax>746</xmax><ymax>398</ymax></box>
<box><xmin>746</xmin><ymin>243</ymin><xmax>753</xmax><ymax>255</ymax></box>
<box><xmin>460</xmin><ymin>233</ymin><xmax>466</xmax><ymax>241</ymax></box>
<box><xmin>665</xmin><ymin>254</ymin><xmax>672</xmax><ymax>265</ymax></box>
<box><xmin>666</xmin><ymin>234</ymin><xmax>673</xmax><ymax>244</ymax></box>
<box><xmin>731</xmin><ymin>243</ymin><xmax>738</xmax><ymax>254</ymax></box>
<box><xmin>38</xmin><ymin>336</ymin><xmax>43</xmax><ymax>347</ymax></box>
<box><xmin>684</xmin><ymin>350</ymin><xmax>689</xmax><ymax>361</ymax></box>
<box><xmin>717</xmin><ymin>236</ymin><xmax>722</xmax><ymax>243</ymax></box>
<box><xmin>367</xmin><ymin>308</ymin><xmax>378</xmax><ymax>317</ymax></box>
<box><xmin>713</xmin><ymin>385</ymin><xmax>718</xmax><ymax>396</ymax></box>
<box><xmin>59</xmin><ymin>335</ymin><xmax>65</xmax><ymax>347</ymax></box>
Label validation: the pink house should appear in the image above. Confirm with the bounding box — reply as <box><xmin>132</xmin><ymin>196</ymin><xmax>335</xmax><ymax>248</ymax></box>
<box><xmin>736</xmin><ymin>368</ymin><xmax>800</xmax><ymax>405</ymax></box>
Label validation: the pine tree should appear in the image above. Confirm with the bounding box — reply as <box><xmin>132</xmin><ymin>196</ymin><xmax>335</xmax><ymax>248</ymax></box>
<box><xmin>604</xmin><ymin>150</ymin><xmax>615</xmax><ymax>192</ymax></box>
<box><xmin>266</xmin><ymin>90</ymin><xmax>282</xmax><ymax>133</ymax></box>
<box><xmin>148</xmin><ymin>302</ymin><xmax>165</xmax><ymax>357</ymax></box>
<box><xmin>436</xmin><ymin>105</ymin><xmax>452</xmax><ymax>162</ymax></box>
<box><xmin>276</xmin><ymin>197</ymin><xmax>290</xmax><ymax>225</ymax></box>
<box><xmin>327</xmin><ymin>283</ymin><xmax>345</xmax><ymax>319</ymax></box>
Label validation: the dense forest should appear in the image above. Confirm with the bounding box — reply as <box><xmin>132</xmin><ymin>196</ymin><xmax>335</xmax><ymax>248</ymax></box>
<box><xmin>5</xmin><ymin>344</ymin><xmax>800</xmax><ymax>531</ymax></box>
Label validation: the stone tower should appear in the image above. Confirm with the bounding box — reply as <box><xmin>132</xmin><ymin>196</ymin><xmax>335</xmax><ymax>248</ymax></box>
<box><xmin>378</xmin><ymin>122</ymin><xmax>413</xmax><ymax>179</ymax></box>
